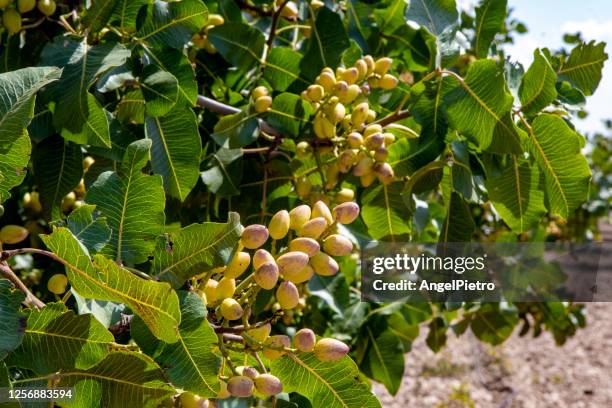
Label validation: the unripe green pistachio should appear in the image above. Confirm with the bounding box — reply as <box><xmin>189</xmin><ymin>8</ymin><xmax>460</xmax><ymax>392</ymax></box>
<box><xmin>289</xmin><ymin>204</ymin><xmax>311</xmax><ymax>230</ymax></box>
<box><xmin>180</xmin><ymin>392</ymin><xmax>208</xmax><ymax>408</ymax></box>
<box><xmin>236</xmin><ymin>366</ymin><xmax>259</xmax><ymax>379</ymax></box>
<box><xmin>207</xmin><ymin>14</ymin><xmax>225</xmax><ymax>26</ymax></box>
<box><xmin>216</xmin><ymin>277</ymin><xmax>236</xmax><ymax>299</ymax></box>
<box><xmin>347</xmin><ymin>132</ymin><xmax>364</xmax><ymax>148</ymax></box>
<box><xmin>18</xmin><ymin>0</ymin><xmax>36</xmax><ymax>13</ymax></box>
<box><xmin>314</xmin><ymin>338</ymin><xmax>350</xmax><ymax>362</ymax></box>
<box><xmin>253</xmin><ymin>249</ymin><xmax>274</xmax><ymax>270</ymax></box>
<box><xmin>288</xmin><ymin>237</ymin><xmax>320</xmax><ymax>256</ymax></box>
<box><xmin>2</xmin><ymin>8</ymin><xmax>21</xmax><ymax>34</ymax></box>
<box><xmin>225</xmin><ymin>251</ymin><xmax>250</xmax><ymax>279</ymax></box>
<box><xmin>254</xmin><ymin>373</ymin><xmax>283</xmax><ymax>396</ymax></box>
<box><xmin>37</xmin><ymin>0</ymin><xmax>56</xmax><ymax>16</ymax></box>
<box><xmin>374</xmin><ymin>57</ymin><xmax>393</xmax><ymax>75</ymax></box>
<box><xmin>312</xmin><ymin>200</ymin><xmax>334</xmax><ymax>224</ymax></box>
<box><xmin>374</xmin><ymin>162</ymin><xmax>394</xmax><ymax>184</ymax></box>
<box><xmin>47</xmin><ymin>274</ymin><xmax>68</xmax><ymax>295</ymax></box>
<box><xmin>220</xmin><ymin>298</ymin><xmax>243</xmax><ymax>320</ymax></box>
<box><xmin>227</xmin><ymin>375</ymin><xmax>254</xmax><ymax>398</ymax></box>
<box><xmin>295</xmin><ymin>176</ymin><xmax>312</xmax><ymax>198</ymax></box>
<box><xmin>262</xmin><ymin>335</ymin><xmax>291</xmax><ymax>360</ymax></box>
<box><xmin>254</xmin><ymin>262</ymin><xmax>279</xmax><ymax>290</ymax></box>
<box><xmin>203</xmin><ymin>279</ymin><xmax>218</xmax><ymax>303</ymax></box>
<box><xmin>0</xmin><ymin>225</ymin><xmax>29</xmax><ymax>244</ymax></box>
<box><xmin>309</xmin><ymin>252</ymin><xmax>339</xmax><ymax>276</ymax></box>
<box><xmin>294</xmin><ymin>328</ymin><xmax>316</xmax><ymax>352</ymax></box>
<box><xmin>268</xmin><ymin>210</ymin><xmax>290</xmax><ymax>240</ymax></box>
<box><xmin>283</xmin><ymin>264</ymin><xmax>314</xmax><ymax>284</ymax></box>
<box><xmin>241</xmin><ymin>224</ymin><xmax>269</xmax><ymax>249</ymax></box>
<box><xmin>333</xmin><ymin>202</ymin><xmax>360</xmax><ymax>224</ymax></box>
<box><xmin>299</xmin><ymin>217</ymin><xmax>328</xmax><ymax>239</ymax></box>
<box><xmin>254</xmin><ymin>96</ymin><xmax>272</xmax><ymax>112</ymax></box>
<box><xmin>323</xmin><ymin>234</ymin><xmax>353</xmax><ymax>256</ymax></box>
<box><xmin>276</xmin><ymin>281</ymin><xmax>299</xmax><ymax>309</ymax></box>
<box><xmin>246</xmin><ymin>322</ymin><xmax>271</xmax><ymax>343</ymax></box>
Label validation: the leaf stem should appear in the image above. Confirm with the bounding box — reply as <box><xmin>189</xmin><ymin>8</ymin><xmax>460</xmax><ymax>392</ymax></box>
<box><xmin>0</xmin><ymin>261</ymin><xmax>45</xmax><ymax>309</ymax></box>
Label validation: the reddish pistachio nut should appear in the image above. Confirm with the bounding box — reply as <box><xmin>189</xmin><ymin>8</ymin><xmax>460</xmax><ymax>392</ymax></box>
<box><xmin>299</xmin><ymin>217</ymin><xmax>328</xmax><ymax>239</ymax></box>
<box><xmin>347</xmin><ymin>132</ymin><xmax>363</xmax><ymax>148</ymax></box>
<box><xmin>254</xmin><ymin>262</ymin><xmax>280</xmax><ymax>290</ymax></box>
<box><xmin>179</xmin><ymin>392</ymin><xmax>207</xmax><ymax>408</ymax></box>
<box><xmin>314</xmin><ymin>338</ymin><xmax>350</xmax><ymax>362</ymax></box>
<box><xmin>225</xmin><ymin>251</ymin><xmax>250</xmax><ymax>279</ymax></box>
<box><xmin>374</xmin><ymin>162</ymin><xmax>395</xmax><ymax>184</ymax></box>
<box><xmin>323</xmin><ymin>234</ymin><xmax>353</xmax><ymax>256</ymax></box>
<box><xmin>288</xmin><ymin>237</ymin><xmax>320</xmax><ymax>256</ymax></box>
<box><xmin>312</xmin><ymin>200</ymin><xmax>334</xmax><ymax>224</ymax></box>
<box><xmin>276</xmin><ymin>281</ymin><xmax>300</xmax><ymax>310</ymax></box>
<box><xmin>216</xmin><ymin>278</ymin><xmax>236</xmax><ymax>299</ymax></box>
<box><xmin>236</xmin><ymin>366</ymin><xmax>259</xmax><ymax>379</ymax></box>
<box><xmin>333</xmin><ymin>202</ymin><xmax>360</xmax><ymax>224</ymax></box>
<box><xmin>253</xmin><ymin>249</ymin><xmax>275</xmax><ymax>270</ymax></box>
<box><xmin>262</xmin><ymin>335</ymin><xmax>291</xmax><ymax>360</ymax></box>
<box><xmin>246</xmin><ymin>323</ymin><xmax>271</xmax><ymax>343</ymax></box>
<box><xmin>276</xmin><ymin>251</ymin><xmax>309</xmax><ymax>274</ymax></box>
<box><xmin>338</xmin><ymin>149</ymin><xmax>356</xmax><ymax>171</ymax></box>
<box><xmin>220</xmin><ymin>298</ymin><xmax>243</xmax><ymax>321</ymax></box>
<box><xmin>227</xmin><ymin>375</ymin><xmax>254</xmax><ymax>397</ymax></box>
<box><xmin>268</xmin><ymin>210</ymin><xmax>290</xmax><ymax>240</ymax></box>
<box><xmin>254</xmin><ymin>373</ymin><xmax>283</xmax><ymax>396</ymax></box>
<box><xmin>241</xmin><ymin>224</ymin><xmax>269</xmax><ymax>249</ymax></box>
<box><xmin>294</xmin><ymin>328</ymin><xmax>316</xmax><ymax>352</ymax></box>
<box><xmin>364</xmin><ymin>133</ymin><xmax>385</xmax><ymax>150</ymax></box>
<box><xmin>310</xmin><ymin>252</ymin><xmax>339</xmax><ymax>276</ymax></box>
<box><xmin>283</xmin><ymin>264</ymin><xmax>314</xmax><ymax>284</ymax></box>
<box><xmin>289</xmin><ymin>205</ymin><xmax>311</xmax><ymax>230</ymax></box>
<box><xmin>352</xmin><ymin>157</ymin><xmax>374</xmax><ymax>177</ymax></box>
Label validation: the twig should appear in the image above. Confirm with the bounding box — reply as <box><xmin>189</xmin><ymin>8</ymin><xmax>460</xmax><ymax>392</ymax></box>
<box><xmin>375</xmin><ymin>109</ymin><xmax>411</xmax><ymax>127</ymax></box>
<box><xmin>264</xmin><ymin>0</ymin><xmax>291</xmax><ymax>62</ymax></box>
<box><xmin>0</xmin><ymin>262</ymin><xmax>45</xmax><ymax>309</ymax></box>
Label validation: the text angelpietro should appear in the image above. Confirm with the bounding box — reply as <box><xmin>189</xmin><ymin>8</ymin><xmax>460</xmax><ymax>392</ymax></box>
<box><xmin>372</xmin><ymin>279</ymin><xmax>496</xmax><ymax>293</ymax></box>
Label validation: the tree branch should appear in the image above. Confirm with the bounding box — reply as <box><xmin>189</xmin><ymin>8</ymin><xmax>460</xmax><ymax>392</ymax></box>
<box><xmin>264</xmin><ymin>0</ymin><xmax>291</xmax><ymax>61</ymax></box>
<box><xmin>0</xmin><ymin>261</ymin><xmax>45</xmax><ymax>309</ymax></box>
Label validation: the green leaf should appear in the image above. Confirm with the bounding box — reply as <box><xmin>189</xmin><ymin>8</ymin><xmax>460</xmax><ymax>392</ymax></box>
<box><xmin>470</xmin><ymin>304</ymin><xmax>518</xmax><ymax>345</ymax></box>
<box><xmin>13</xmin><ymin>351</ymin><xmax>175</xmax><ymax>408</ymax></box>
<box><xmin>141</xmin><ymin>65</ymin><xmax>179</xmax><ymax>117</ymax></box>
<box><xmin>405</xmin><ymin>0</ymin><xmax>458</xmax><ymax>36</ymax></box>
<box><xmin>0</xmin><ymin>67</ymin><xmax>61</xmax><ymax>145</ymax></box>
<box><xmin>444</xmin><ymin>60</ymin><xmax>517</xmax><ymax>151</ymax></box>
<box><xmin>211</xmin><ymin>110</ymin><xmax>259</xmax><ymax>149</ymax></box>
<box><xmin>557</xmin><ymin>41</ymin><xmax>608</xmax><ymax>96</ymax></box>
<box><xmin>153</xmin><ymin>212</ymin><xmax>242</xmax><ymax>288</ymax></box>
<box><xmin>86</xmin><ymin>139</ymin><xmax>166</xmax><ymax>264</ymax></box>
<box><xmin>373</xmin><ymin>0</ymin><xmax>407</xmax><ymax>35</ymax></box>
<box><xmin>110</xmin><ymin>0</ymin><xmax>149</xmax><ymax>33</ymax></box>
<box><xmin>0</xmin><ymin>362</ymin><xmax>19</xmax><ymax>408</ymax></box>
<box><xmin>41</xmin><ymin>227</ymin><xmax>181</xmax><ymax>343</ymax></box>
<box><xmin>133</xmin><ymin>292</ymin><xmax>221</xmax><ymax>397</ymax></box>
<box><xmin>66</xmin><ymin>204</ymin><xmax>111</xmax><ymax>254</ymax></box>
<box><xmin>526</xmin><ymin>114</ymin><xmax>591</xmax><ymax>219</ymax></box>
<box><xmin>473</xmin><ymin>0</ymin><xmax>507</xmax><ymax>58</ymax></box>
<box><xmin>519</xmin><ymin>50</ymin><xmax>557</xmax><ymax>116</ymax></box>
<box><xmin>84</xmin><ymin>0</ymin><xmax>119</xmax><ymax>32</ymax></box>
<box><xmin>361</xmin><ymin>182</ymin><xmax>411</xmax><ymax>241</ymax></box>
<box><xmin>402</xmin><ymin>160</ymin><xmax>446</xmax><ymax>199</ymax></box>
<box><xmin>145</xmin><ymin>106</ymin><xmax>201</xmax><ymax>201</ymax></box>
<box><xmin>137</xmin><ymin>0</ymin><xmax>208</xmax><ymax>49</ymax></box>
<box><xmin>118</xmin><ymin>89</ymin><xmax>146</xmax><ymax>124</ymax></box>
<box><xmin>6</xmin><ymin>303</ymin><xmax>114</xmax><ymax>374</ymax></box>
<box><xmin>301</xmin><ymin>7</ymin><xmax>350</xmax><ymax>80</ymax></box>
<box><xmin>425</xmin><ymin>317</ymin><xmax>447</xmax><ymax>352</ymax></box>
<box><xmin>201</xmin><ymin>148</ymin><xmax>243</xmax><ymax>197</ymax></box>
<box><xmin>0</xmin><ymin>279</ymin><xmax>26</xmax><ymax>361</ymax></box>
<box><xmin>144</xmin><ymin>47</ymin><xmax>198</xmax><ymax>106</ymax></box>
<box><xmin>32</xmin><ymin>135</ymin><xmax>83</xmax><ymax>220</ymax></box>
<box><xmin>363</xmin><ymin>328</ymin><xmax>404</xmax><ymax>396</ymax></box>
<box><xmin>271</xmin><ymin>352</ymin><xmax>381</xmax><ymax>408</ymax></box>
<box><xmin>439</xmin><ymin>191</ymin><xmax>474</xmax><ymax>242</ymax></box>
<box><xmin>267</xmin><ymin>93</ymin><xmax>313</xmax><ymax>138</ymax></box>
<box><xmin>0</xmin><ymin>131</ymin><xmax>30</xmax><ymax>204</ymax></box>
<box><xmin>40</xmin><ymin>39</ymin><xmax>130</xmax><ymax>147</ymax></box>
<box><xmin>207</xmin><ymin>23</ymin><xmax>265</xmax><ymax>71</ymax></box>
<box><xmin>486</xmin><ymin>158</ymin><xmax>546</xmax><ymax>233</ymax></box>
<box><xmin>264</xmin><ymin>47</ymin><xmax>308</xmax><ymax>91</ymax></box>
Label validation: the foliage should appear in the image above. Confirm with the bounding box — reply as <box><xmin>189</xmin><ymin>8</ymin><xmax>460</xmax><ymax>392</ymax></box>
<box><xmin>0</xmin><ymin>0</ymin><xmax>608</xmax><ymax>407</ymax></box>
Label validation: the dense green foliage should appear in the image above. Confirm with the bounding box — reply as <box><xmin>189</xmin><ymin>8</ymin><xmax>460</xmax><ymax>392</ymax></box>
<box><xmin>0</xmin><ymin>0</ymin><xmax>608</xmax><ymax>407</ymax></box>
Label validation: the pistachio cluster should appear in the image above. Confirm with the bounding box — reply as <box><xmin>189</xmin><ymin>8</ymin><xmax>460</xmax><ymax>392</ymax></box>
<box><xmin>297</xmin><ymin>57</ymin><xmax>399</xmax><ymax>191</ymax></box>
<box><xmin>251</xmin><ymin>86</ymin><xmax>272</xmax><ymax>113</ymax></box>
<box><xmin>1</xmin><ymin>0</ymin><xmax>56</xmax><ymax>34</ymax></box>
<box><xmin>191</xmin><ymin>14</ymin><xmax>224</xmax><ymax>54</ymax></box>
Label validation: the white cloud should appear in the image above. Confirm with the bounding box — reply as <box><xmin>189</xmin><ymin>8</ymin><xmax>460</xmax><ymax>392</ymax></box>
<box><xmin>561</xmin><ymin>20</ymin><xmax>612</xmax><ymax>41</ymax></box>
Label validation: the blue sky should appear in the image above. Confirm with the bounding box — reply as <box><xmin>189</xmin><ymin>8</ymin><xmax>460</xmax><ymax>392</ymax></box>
<box><xmin>460</xmin><ymin>0</ymin><xmax>612</xmax><ymax>135</ymax></box>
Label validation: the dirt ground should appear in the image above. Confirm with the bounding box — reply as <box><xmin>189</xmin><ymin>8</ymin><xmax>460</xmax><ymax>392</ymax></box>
<box><xmin>372</xmin><ymin>302</ymin><xmax>612</xmax><ymax>407</ymax></box>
